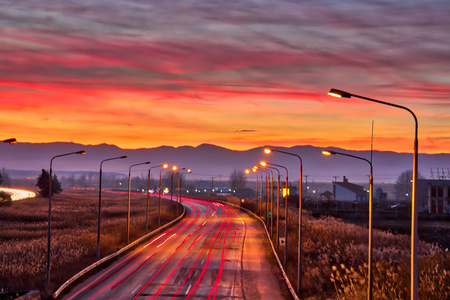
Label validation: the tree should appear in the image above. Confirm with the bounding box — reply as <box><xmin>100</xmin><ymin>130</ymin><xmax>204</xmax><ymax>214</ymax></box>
<box><xmin>77</xmin><ymin>174</ymin><xmax>87</xmax><ymax>187</ymax></box>
<box><xmin>394</xmin><ymin>169</ymin><xmax>424</xmax><ymax>202</ymax></box>
<box><xmin>229</xmin><ymin>169</ymin><xmax>246</xmax><ymax>195</ymax></box>
<box><xmin>0</xmin><ymin>191</ymin><xmax>12</xmax><ymax>206</ymax></box>
<box><xmin>1</xmin><ymin>168</ymin><xmax>12</xmax><ymax>186</ymax></box>
<box><xmin>36</xmin><ymin>169</ymin><xmax>63</xmax><ymax>197</ymax></box>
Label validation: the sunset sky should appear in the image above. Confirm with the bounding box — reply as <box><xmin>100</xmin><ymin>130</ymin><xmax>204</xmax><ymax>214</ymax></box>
<box><xmin>1</xmin><ymin>0</ymin><xmax>449</xmax><ymax>154</ymax></box>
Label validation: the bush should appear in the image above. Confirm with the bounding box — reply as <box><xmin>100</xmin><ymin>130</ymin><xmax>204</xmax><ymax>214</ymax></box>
<box><xmin>0</xmin><ymin>191</ymin><xmax>12</xmax><ymax>206</ymax></box>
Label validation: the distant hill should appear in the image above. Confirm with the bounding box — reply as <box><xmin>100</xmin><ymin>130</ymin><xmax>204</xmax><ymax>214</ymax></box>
<box><xmin>0</xmin><ymin>142</ymin><xmax>449</xmax><ymax>183</ymax></box>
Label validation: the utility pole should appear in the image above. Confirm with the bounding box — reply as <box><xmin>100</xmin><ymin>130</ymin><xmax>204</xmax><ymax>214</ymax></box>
<box><xmin>304</xmin><ymin>175</ymin><xmax>309</xmax><ymax>197</ymax></box>
<box><xmin>211</xmin><ymin>177</ymin><xmax>215</xmax><ymax>191</ymax></box>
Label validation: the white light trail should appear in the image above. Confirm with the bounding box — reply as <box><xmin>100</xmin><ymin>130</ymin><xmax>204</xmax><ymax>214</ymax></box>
<box><xmin>0</xmin><ymin>187</ymin><xmax>36</xmax><ymax>201</ymax></box>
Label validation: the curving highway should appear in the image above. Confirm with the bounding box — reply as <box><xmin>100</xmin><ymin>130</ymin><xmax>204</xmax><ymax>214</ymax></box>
<box><xmin>63</xmin><ymin>197</ymin><xmax>286</xmax><ymax>300</ymax></box>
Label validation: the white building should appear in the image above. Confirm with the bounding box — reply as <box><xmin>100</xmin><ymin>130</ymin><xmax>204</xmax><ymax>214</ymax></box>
<box><xmin>333</xmin><ymin>176</ymin><xmax>368</xmax><ymax>203</ymax></box>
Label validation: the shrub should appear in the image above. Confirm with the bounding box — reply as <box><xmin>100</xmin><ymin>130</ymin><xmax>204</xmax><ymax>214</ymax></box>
<box><xmin>0</xmin><ymin>191</ymin><xmax>12</xmax><ymax>206</ymax></box>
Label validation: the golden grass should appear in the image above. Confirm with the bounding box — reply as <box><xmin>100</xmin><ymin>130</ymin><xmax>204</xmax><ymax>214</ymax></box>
<box><xmin>0</xmin><ymin>188</ymin><xmax>175</xmax><ymax>294</ymax></box>
<box><xmin>242</xmin><ymin>198</ymin><xmax>449</xmax><ymax>299</ymax></box>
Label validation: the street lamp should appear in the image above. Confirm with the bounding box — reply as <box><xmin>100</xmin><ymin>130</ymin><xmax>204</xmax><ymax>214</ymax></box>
<box><xmin>246</xmin><ymin>169</ymin><xmax>259</xmax><ymax>214</ymax></box>
<box><xmin>127</xmin><ymin>161</ymin><xmax>151</xmax><ymax>245</ymax></box>
<box><xmin>328</xmin><ymin>88</ymin><xmax>419</xmax><ymax>300</ymax></box>
<box><xmin>261</xmin><ymin>161</ymin><xmax>289</xmax><ymax>267</ymax></box>
<box><xmin>97</xmin><ymin>155</ymin><xmax>127</xmax><ymax>261</ymax></box>
<box><xmin>323</xmin><ymin>149</ymin><xmax>373</xmax><ymax>300</ymax></box>
<box><xmin>178</xmin><ymin>168</ymin><xmax>191</xmax><ymax>205</ymax></box>
<box><xmin>264</xmin><ymin>147</ymin><xmax>304</xmax><ymax>294</ymax></box>
<box><xmin>261</xmin><ymin>163</ymin><xmax>280</xmax><ymax>242</ymax></box>
<box><xmin>260</xmin><ymin>164</ymin><xmax>273</xmax><ymax>231</ymax></box>
<box><xmin>46</xmin><ymin>150</ymin><xmax>85</xmax><ymax>290</ymax></box>
<box><xmin>147</xmin><ymin>164</ymin><xmax>168</xmax><ymax>234</ymax></box>
<box><xmin>252</xmin><ymin>166</ymin><xmax>266</xmax><ymax>218</ymax></box>
<box><xmin>158</xmin><ymin>164</ymin><xmax>169</xmax><ymax>226</ymax></box>
<box><xmin>175</xmin><ymin>168</ymin><xmax>186</xmax><ymax>216</ymax></box>
<box><xmin>1</xmin><ymin>138</ymin><xmax>17</xmax><ymax>144</ymax></box>
<box><xmin>170</xmin><ymin>166</ymin><xmax>178</xmax><ymax>216</ymax></box>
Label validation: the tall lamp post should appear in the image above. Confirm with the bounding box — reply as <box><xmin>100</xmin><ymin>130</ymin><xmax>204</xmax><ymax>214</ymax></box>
<box><xmin>261</xmin><ymin>164</ymin><xmax>280</xmax><ymax>243</ymax></box>
<box><xmin>158</xmin><ymin>165</ymin><xmax>170</xmax><ymax>226</ymax></box>
<box><xmin>323</xmin><ymin>149</ymin><xmax>373</xmax><ymax>300</ymax></box>
<box><xmin>47</xmin><ymin>150</ymin><xmax>85</xmax><ymax>290</ymax></box>
<box><xmin>147</xmin><ymin>164</ymin><xmax>168</xmax><ymax>234</ymax></box>
<box><xmin>178</xmin><ymin>168</ymin><xmax>191</xmax><ymax>205</ymax></box>
<box><xmin>252</xmin><ymin>166</ymin><xmax>267</xmax><ymax>218</ymax></box>
<box><xmin>328</xmin><ymin>88</ymin><xmax>419</xmax><ymax>300</ymax></box>
<box><xmin>261</xmin><ymin>161</ymin><xmax>289</xmax><ymax>266</ymax></box>
<box><xmin>260</xmin><ymin>166</ymin><xmax>273</xmax><ymax>232</ymax></box>
<box><xmin>97</xmin><ymin>155</ymin><xmax>127</xmax><ymax>261</ymax></box>
<box><xmin>127</xmin><ymin>161</ymin><xmax>151</xmax><ymax>245</ymax></box>
<box><xmin>245</xmin><ymin>169</ymin><xmax>259</xmax><ymax>213</ymax></box>
<box><xmin>170</xmin><ymin>166</ymin><xmax>178</xmax><ymax>217</ymax></box>
<box><xmin>264</xmin><ymin>148</ymin><xmax>304</xmax><ymax>294</ymax></box>
<box><xmin>175</xmin><ymin>168</ymin><xmax>186</xmax><ymax>215</ymax></box>
<box><xmin>254</xmin><ymin>169</ymin><xmax>263</xmax><ymax>217</ymax></box>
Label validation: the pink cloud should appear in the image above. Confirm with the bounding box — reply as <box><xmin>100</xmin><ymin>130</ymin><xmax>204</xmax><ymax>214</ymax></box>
<box><xmin>1</xmin><ymin>1</ymin><xmax>449</xmax><ymax>153</ymax></box>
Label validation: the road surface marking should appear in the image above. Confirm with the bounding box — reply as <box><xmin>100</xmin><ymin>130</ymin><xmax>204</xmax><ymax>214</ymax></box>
<box><xmin>132</xmin><ymin>284</ymin><xmax>142</xmax><ymax>294</ymax></box>
<box><xmin>186</xmin><ymin>284</ymin><xmax>192</xmax><ymax>295</ymax></box>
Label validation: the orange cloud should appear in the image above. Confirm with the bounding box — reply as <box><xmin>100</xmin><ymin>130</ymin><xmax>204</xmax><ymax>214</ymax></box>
<box><xmin>1</xmin><ymin>1</ymin><xmax>449</xmax><ymax>154</ymax></box>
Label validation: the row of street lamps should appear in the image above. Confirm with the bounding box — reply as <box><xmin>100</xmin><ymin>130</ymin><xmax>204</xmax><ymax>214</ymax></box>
<box><xmin>247</xmin><ymin>151</ymin><xmax>300</xmax><ymax>292</ymax></box>
<box><xmin>327</xmin><ymin>88</ymin><xmax>418</xmax><ymax>300</ymax></box>
<box><xmin>45</xmin><ymin>150</ymin><xmax>191</xmax><ymax>290</ymax></box>
<box><xmin>244</xmin><ymin>89</ymin><xmax>418</xmax><ymax>300</ymax></box>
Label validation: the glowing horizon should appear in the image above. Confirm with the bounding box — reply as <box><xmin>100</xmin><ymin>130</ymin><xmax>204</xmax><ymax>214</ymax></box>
<box><xmin>1</xmin><ymin>1</ymin><xmax>449</xmax><ymax>154</ymax></box>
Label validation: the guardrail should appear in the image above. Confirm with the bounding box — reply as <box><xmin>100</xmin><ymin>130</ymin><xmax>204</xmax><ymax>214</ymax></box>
<box><xmin>212</xmin><ymin>199</ymin><xmax>299</xmax><ymax>300</ymax></box>
<box><xmin>53</xmin><ymin>205</ymin><xmax>186</xmax><ymax>299</ymax></box>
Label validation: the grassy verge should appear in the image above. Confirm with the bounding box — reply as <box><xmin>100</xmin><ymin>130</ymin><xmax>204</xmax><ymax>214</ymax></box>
<box><xmin>240</xmin><ymin>197</ymin><xmax>450</xmax><ymax>299</ymax></box>
<box><xmin>0</xmin><ymin>188</ymin><xmax>176</xmax><ymax>296</ymax></box>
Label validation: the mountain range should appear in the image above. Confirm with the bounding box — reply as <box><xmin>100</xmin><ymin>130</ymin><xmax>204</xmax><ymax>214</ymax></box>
<box><xmin>1</xmin><ymin>142</ymin><xmax>449</xmax><ymax>183</ymax></box>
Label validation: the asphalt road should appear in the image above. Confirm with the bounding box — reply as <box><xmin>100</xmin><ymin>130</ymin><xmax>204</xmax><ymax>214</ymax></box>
<box><xmin>63</xmin><ymin>197</ymin><xmax>286</xmax><ymax>300</ymax></box>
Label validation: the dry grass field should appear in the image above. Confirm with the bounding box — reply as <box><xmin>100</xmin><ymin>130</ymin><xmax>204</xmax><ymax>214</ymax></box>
<box><xmin>241</xmin><ymin>197</ymin><xmax>450</xmax><ymax>300</ymax></box>
<box><xmin>2</xmin><ymin>191</ymin><xmax>448</xmax><ymax>299</ymax></box>
<box><xmin>0</xmin><ymin>188</ymin><xmax>176</xmax><ymax>294</ymax></box>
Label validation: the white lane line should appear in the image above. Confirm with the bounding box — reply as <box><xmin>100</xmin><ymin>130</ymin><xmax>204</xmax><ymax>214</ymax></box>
<box><xmin>132</xmin><ymin>284</ymin><xmax>142</xmax><ymax>294</ymax></box>
<box><xmin>201</xmin><ymin>259</ymin><xmax>205</xmax><ymax>265</ymax></box>
<box><xmin>186</xmin><ymin>284</ymin><xmax>192</xmax><ymax>295</ymax></box>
